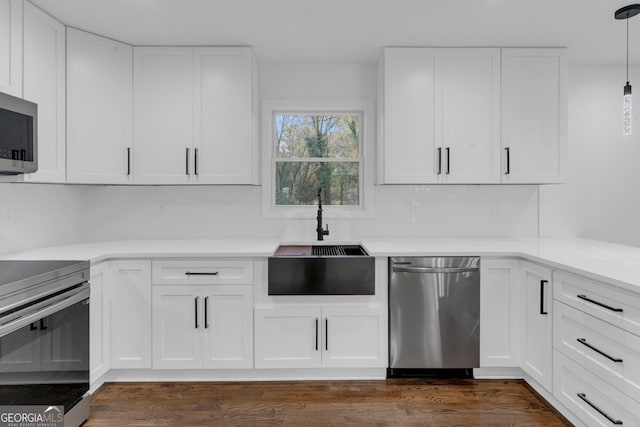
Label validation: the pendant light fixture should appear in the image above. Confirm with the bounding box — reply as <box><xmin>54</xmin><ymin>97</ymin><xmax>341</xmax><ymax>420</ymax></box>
<box><xmin>615</xmin><ymin>4</ymin><xmax>640</xmax><ymax>135</ymax></box>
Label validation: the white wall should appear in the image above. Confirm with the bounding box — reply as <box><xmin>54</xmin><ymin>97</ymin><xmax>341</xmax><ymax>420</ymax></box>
<box><xmin>0</xmin><ymin>183</ymin><xmax>86</xmax><ymax>255</ymax></box>
<box><xmin>539</xmin><ymin>64</ymin><xmax>640</xmax><ymax>246</ymax></box>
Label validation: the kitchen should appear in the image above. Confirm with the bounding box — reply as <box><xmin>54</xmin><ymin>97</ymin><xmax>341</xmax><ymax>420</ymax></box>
<box><xmin>0</xmin><ymin>0</ymin><xmax>639</xmax><ymax>425</ymax></box>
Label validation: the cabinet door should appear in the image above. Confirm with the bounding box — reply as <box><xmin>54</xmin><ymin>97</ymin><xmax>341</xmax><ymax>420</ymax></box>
<box><xmin>442</xmin><ymin>48</ymin><xmax>500</xmax><ymax>183</ymax></box>
<box><xmin>67</xmin><ymin>28</ymin><xmax>133</xmax><ymax>184</ymax></box>
<box><xmin>89</xmin><ymin>262</ymin><xmax>110</xmax><ymax>384</ymax></box>
<box><xmin>201</xmin><ymin>285</ymin><xmax>253</xmax><ymax>369</ymax></box>
<box><xmin>254</xmin><ymin>306</ymin><xmax>322</xmax><ymax>369</ymax></box>
<box><xmin>322</xmin><ymin>306</ymin><xmax>387</xmax><ymax>368</ymax></box>
<box><xmin>521</xmin><ymin>261</ymin><xmax>553</xmax><ymax>391</ymax></box>
<box><xmin>480</xmin><ymin>258</ymin><xmax>520</xmax><ymax>367</ymax></box>
<box><xmin>193</xmin><ymin>48</ymin><xmax>257</xmax><ymax>184</ymax></box>
<box><xmin>110</xmin><ymin>260</ymin><xmax>152</xmax><ymax>369</ymax></box>
<box><xmin>502</xmin><ymin>48</ymin><xmax>567</xmax><ymax>183</ymax></box>
<box><xmin>133</xmin><ymin>47</ymin><xmax>192</xmax><ymax>184</ymax></box>
<box><xmin>22</xmin><ymin>2</ymin><xmax>66</xmax><ymax>183</ymax></box>
<box><xmin>0</xmin><ymin>0</ymin><xmax>22</xmax><ymax>96</ymax></box>
<box><xmin>152</xmin><ymin>285</ymin><xmax>201</xmax><ymax>369</ymax></box>
<box><xmin>382</xmin><ymin>48</ymin><xmax>441</xmax><ymax>184</ymax></box>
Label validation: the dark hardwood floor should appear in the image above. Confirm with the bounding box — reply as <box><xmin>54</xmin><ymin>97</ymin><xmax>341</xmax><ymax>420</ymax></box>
<box><xmin>87</xmin><ymin>379</ymin><xmax>572</xmax><ymax>426</ymax></box>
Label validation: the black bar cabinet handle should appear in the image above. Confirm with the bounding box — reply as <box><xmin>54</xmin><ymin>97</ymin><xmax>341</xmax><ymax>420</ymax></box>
<box><xmin>186</xmin><ymin>147</ymin><xmax>190</xmax><ymax>175</ymax></box>
<box><xmin>127</xmin><ymin>147</ymin><xmax>131</xmax><ymax>175</ymax></box>
<box><xmin>194</xmin><ymin>148</ymin><xmax>198</xmax><ymax>176</ymax></box>
<box><xmin>30</xmin><ymin>322</ymin><xmax>38</xmax><ymax>331</ymax></box>
<box><xmin>315</xmin><ymin>318</ymin><xmax>319</xmax><ymax>351</ymax></box>
<box><xmin>577</xmin><ymin>338</ymin><xmax>623</xmax><ymax>363</ymax></box>
<box><xmin>504</xmin><ymin>147</ymin><xmax>510</xmax><ymax>175</ymax></box>
<box><xmin>540</xmin><ymin>280</ymin><xmax>548</xmax><ymax>315</ymax></box>
<box><xmin>577</xmin><ymin>294</ymin><xmax>624</xmax><ymax>313</ymax></box>
<box><xmin>204</xmin><ymin>296</ymin><xmax>209</xmax><ymax>329</ymax></box>
<box><xmin>325</xmin><ymin>318</ymin><xmax>329</xmax><ymax>351</ymax></box>
<box><xmin>39</xmin><ymin>319</ymin><xmax>47</xmax><ymax>330</ymax></box>
<box><xmin>446</xmin><ymin>147</ymin><xmax>450</xmax><ymax>174</ymax></box>
<box><xmin>577</xmin><ymin>393</ymin><xmax>623</xmax><ymax>425</ymax></box>
<box><xmin>194</xmin><ymin>296</ymin><xmax>199</xmax><ymax>329</ymax></box>
<box><xmin>185</xmin><ymin>272</ymin><xmax>219</xmax><ymax>276</ymax></box>
<box><xmin>437</xmin><ymin>147</ymin><xmax>442</xmax><ymax>174</ymax></box>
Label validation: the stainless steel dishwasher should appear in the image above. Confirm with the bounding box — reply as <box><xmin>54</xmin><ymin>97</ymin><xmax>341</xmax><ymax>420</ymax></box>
<box><xmin>388</xmin><ymin>256</ymin><xmax>480</xmax><ymax>376</ymax></box>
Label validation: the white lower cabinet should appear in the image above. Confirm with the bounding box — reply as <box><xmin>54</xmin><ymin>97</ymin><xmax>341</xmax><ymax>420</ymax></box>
<box><xmin>90</xmin><ymin>262</ymin><xmax>110</xmax><ymax>384</ymax></box>
<box><xmin>152</xmin><ymin>284</ymin><xmax>253</xmax><ymax>369</ymax></box>
<box><xmin>479</xmin><ymin>258</ymin><xmax>520</xmax><ymax>367</ymax></box>
<box><xmin>521</xmin><ymin>261</ymin><xmax>553</xmax><ymax>392</ymax></box>
<box><xmin>554</xmin><ymin>350</ymin><xmax>640</xmax><ymax>426</ymax></box>
<box><xmin>109</xmin><ymin>260</ymin><xmax>152</xmax><ymax>369</ymax></box>
<box><xmin>254</xmin><ymin>305</ymin><xmax>387</xmax><ymax>369</ymax></box>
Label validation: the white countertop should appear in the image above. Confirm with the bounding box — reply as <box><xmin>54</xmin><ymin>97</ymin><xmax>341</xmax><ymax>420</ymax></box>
<box><xmin>1</xmin><ymin>238</ymin><xmax>282</xmax><ymax>262</ymax></box>
<box><xmin>5</xmin><ymin>237</ymin><xmax>640</xmax><ymax>293</ymax></box>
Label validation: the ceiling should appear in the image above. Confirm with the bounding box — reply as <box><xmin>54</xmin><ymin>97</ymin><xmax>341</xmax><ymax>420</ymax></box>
<box><xmin>31</xmin><ymin>0</ymin><xmax>640</xmax><ymax>64</ymax></box>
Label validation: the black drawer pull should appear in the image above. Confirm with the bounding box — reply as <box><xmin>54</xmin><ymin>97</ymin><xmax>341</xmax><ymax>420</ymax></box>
<box><xmin>325</xmin><ymin>318</ymin><xmax>329</xmax><ymax>351</ymax></box>
<box><xmin>504</xmin><ymin>147</ymin><xmax>510</xmax><ymax>175</ymax></box>
<box><xmin>577</xmin><ymin>393</ymin><xmax>623</xmax><ymax>425</ymax></box>
<box><xmin>577</xmin><ymin>294</ymin><xmax>623</xmax><ymax>313</ymax></box>
<box><xmin>185</xmin><ymin>272</ymin><xmax>219</xmax><ymax>276</ymax></box>
<box><xmin>194</xmin><ymin>296</ymin><xmax>199</xmax><ymax>329</ymax></box>
<box><xmin>540</xmin><ymin>280</ymin><xmax>548</xmax><ymax>315</ymax></box>
<box><xmin>577</xmin><ymin>338</ymin><xmax>623</xmax><ymax>363</ymax></box>
<box><xmin>315</xmin><ymin>318</ymin><xmax>319</xmax><ymax>351</ymax></box>
<box><xmin>204</xmin><ymin>296</ymin><xmax>209</xmax><ymax>329</ymax></box>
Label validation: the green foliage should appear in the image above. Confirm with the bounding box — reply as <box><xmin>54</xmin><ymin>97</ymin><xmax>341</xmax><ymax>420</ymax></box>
<box><xmin>275</xmin><ymin>114</ymin><xmax>360</xmax><ymax>206</ymax></box>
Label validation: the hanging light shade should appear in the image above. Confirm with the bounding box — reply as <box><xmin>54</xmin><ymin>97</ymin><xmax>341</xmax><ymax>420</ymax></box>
<box><xmin>615</xmin><ymin>4</ymin><xmax>640</xmax><ymax>136</ymax></box>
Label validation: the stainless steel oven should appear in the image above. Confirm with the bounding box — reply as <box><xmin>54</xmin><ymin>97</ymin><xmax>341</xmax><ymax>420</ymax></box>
<box><xmin>0</xmin><ymin>260</ymin><xmax>90</xmax><ymax>427</ymax></box>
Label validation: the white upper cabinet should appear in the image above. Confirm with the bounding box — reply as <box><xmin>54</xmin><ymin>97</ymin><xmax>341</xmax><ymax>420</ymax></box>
<box><xmin>66</xmin><ymin>28</ymin><xmax>133</xmax><ymax>184</ymax></box>
<box><xmin>133</xmin><ymin>47</ymin><xmax>193</xmax><ymax>184</ymax></box>
<box><xmin>133</xmin><ymin>46</ymin><xmax>258</xmax><ymax>185</ymax></box>
<box><xmin>22</xmin><ymin>2</ymin><xmax>65</xmax><ymax>183</ymax></box>
<box><xmin>380</xmin><ymin>47</ymin><xmax>500</xmax><ymax>184</ymax></box>
<box><xmin>381</xmin><ymin>48</ymin><xmax>441</xmax><ymax>184</ymax></box>
<box><xmin>0</xmin><ymin>0</ymin><xmax>22</xmax><ymax>97</ymax></box>
<box><xmin>441</xmin><ymin>48</ymin><xmax>501</xmax><ymax>183</ymax></box>
<box><xmin>501</xmin><ymin>48</ymin><xmax>567</xmax><ymax>183</ymax></box>
<box><xmin>193</xmin><ymin>48</ymin><xmax>258</xmax><ymax>184</ymax></box>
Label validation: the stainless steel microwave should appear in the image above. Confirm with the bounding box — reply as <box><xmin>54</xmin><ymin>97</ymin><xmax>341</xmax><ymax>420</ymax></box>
<box><xmin>0</xmin><ymin>91</ymin><xmax>37</xmax><ymax>175</ymax></box>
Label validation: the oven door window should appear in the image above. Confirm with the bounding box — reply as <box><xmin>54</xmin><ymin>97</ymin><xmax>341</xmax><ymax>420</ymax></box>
<box><xmin>0</xmin><ymin>298</ymin><xmax>89</xmax><ymax>409</ymax></box>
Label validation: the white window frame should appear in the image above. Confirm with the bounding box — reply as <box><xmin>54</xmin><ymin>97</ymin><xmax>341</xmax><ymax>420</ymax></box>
<box><xmin>262</xmin><ymin>99</ymin><xmax>374</xmax><ymax>219</ymax></box>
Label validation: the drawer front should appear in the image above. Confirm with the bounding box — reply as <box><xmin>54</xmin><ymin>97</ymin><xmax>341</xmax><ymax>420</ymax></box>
<box><xmin>554</xmin><ymin>301</ymin><xmax>640</xmax><ymax>401</ymax></box>
<box><xmin>553</xmin><ymin>270</ymin><xmax>640</xmax><ymax>336</ymax></box>
<box><xmin>152</xmin><ymin>260</ymin><xmax>253</xmax><ymax>285</ymax></box>
<box><xmin>554</xmin><ymin>350</ymin><xmax>640</xmax><ymax>427</ymax></box>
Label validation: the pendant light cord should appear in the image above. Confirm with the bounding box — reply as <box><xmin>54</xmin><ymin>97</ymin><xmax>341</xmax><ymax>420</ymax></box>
<box><xmin>627</xmin><ymin>13</ymin><xmax>630</xmax><ymax>82</ymax></box>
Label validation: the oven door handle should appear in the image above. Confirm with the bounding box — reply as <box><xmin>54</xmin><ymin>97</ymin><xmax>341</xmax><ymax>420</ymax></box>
<box><xmin>0</xmin><ymin>284</ymin><xmax>90</xmax><ymax>338</ymax></box>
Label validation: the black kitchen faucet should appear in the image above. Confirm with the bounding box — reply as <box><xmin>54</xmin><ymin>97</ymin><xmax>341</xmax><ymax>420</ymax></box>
<box><xmin>316</xmin><ymin>187</ymin><xmax>329</xmax><ymax>241</ymax></box>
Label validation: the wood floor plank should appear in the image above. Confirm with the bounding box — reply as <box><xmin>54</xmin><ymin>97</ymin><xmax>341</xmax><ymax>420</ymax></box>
<box><xmin>86</xmin><ymin>379</ymin><xmax>572</xmax><ymax>426</ymax></box>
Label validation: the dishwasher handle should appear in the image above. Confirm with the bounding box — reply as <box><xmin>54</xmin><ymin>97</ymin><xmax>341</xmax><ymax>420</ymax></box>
<box><xmin>392</xmin><ymin>265</ymin><xmax>479</xmax><ymax>274</ymax></box>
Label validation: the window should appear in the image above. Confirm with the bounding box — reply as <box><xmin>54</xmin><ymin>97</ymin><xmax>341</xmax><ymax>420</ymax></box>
<box><xmin>273</xmin><ymin>113</ymin><xmax>362</xmax><ymax>207</ymax></box>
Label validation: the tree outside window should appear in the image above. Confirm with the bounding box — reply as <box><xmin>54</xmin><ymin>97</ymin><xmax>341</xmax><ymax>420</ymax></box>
<box><xmin>274</xmin><ymin>113</ymin><xmax>361</xmax><ymax>206</ymax></box>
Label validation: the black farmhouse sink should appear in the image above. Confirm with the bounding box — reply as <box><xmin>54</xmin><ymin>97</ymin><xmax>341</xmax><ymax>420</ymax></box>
<box><xmin>268</xmin><ymin>244</ymin><xmax>375</xmax><ymax>295</ymax></box>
